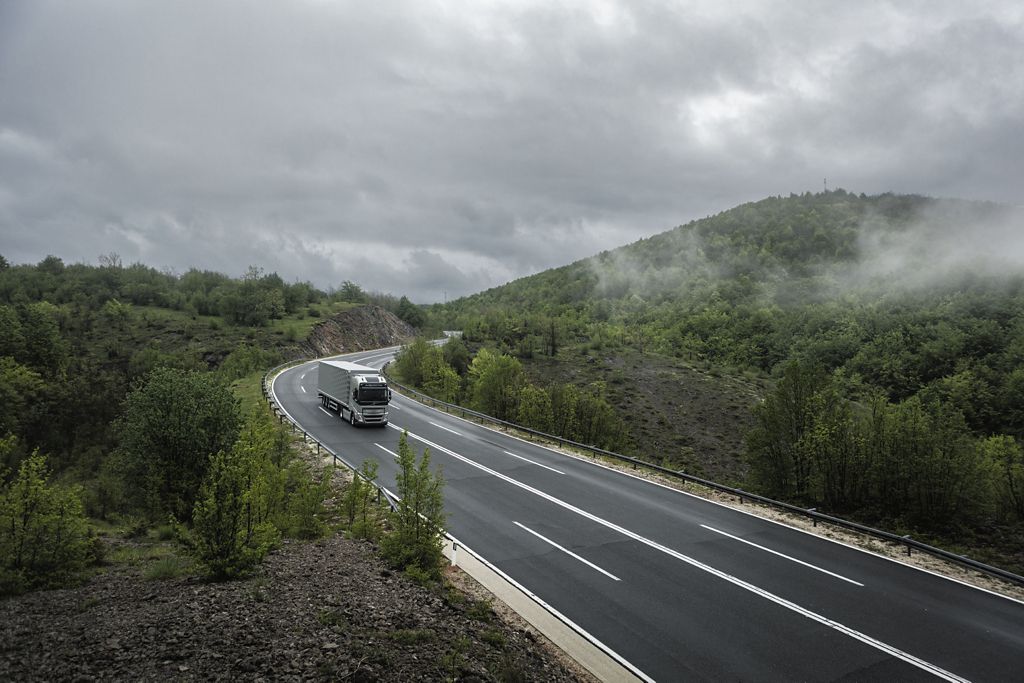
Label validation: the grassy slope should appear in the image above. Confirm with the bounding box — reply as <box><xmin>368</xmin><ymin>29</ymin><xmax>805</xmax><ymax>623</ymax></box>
<box><xmin>521</xmin><ymin>348</ymin><xmax>766</xmax><ymax>484</ymax></box>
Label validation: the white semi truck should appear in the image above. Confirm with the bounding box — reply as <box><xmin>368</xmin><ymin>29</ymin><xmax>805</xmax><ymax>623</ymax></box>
<box><xmin>316</xmin><ymin>360</ymin><xmax>391</xmax><ymax>427</ymax></box>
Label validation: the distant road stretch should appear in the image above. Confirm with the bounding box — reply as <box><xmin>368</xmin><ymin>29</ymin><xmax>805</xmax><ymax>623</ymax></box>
<box><xmin>273</xmin><ymin>347</ymin><xmax>1024</xmax><ymax>682</ymax></box>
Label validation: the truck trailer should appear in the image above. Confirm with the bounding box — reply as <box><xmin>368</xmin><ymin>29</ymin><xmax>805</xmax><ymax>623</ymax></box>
<box><xmin>316</xmin><ymin>360</ymin><xmax>390</xmax><ymax>426</ymax></box>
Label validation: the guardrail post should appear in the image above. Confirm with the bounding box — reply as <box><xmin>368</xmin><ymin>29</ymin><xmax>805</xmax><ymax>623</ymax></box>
<box><xmin>808</xmin><ymin>508</ymin><xmax>817</xmax><ymax>527</ymax></box>
<box><xmin>903</xmin><ymin>535</ymin><xmax>912</xmax><ymax>556</ymax></box>
<box><xmin>451</xmin><ymin>541</ymin><xmax>458</xmax><ymax>566</ymax></box>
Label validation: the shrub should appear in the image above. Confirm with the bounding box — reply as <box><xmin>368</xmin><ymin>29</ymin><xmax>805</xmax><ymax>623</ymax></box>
<box><xmin>0</xmin><ymin>453</ymin><xmax>92</xmax><ymax>595</ymax></box>
<box><xmin>380</xmin><ymin>432</ymin><xmax>446</xmax><ymax>580</ymax></box>
<box><xmin>184</xmin><ymin>447</ymin><xmax>280</xmax><ymax>580</ymax></box>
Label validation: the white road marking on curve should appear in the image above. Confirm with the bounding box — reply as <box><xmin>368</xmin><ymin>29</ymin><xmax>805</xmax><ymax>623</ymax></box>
<box><xmin>514</xmin><ymin>521</ymin><xmax>620</xmax><ymax>581</ymax></box>
<box><xmin>375</xmin><ymin>443</ymin><xmax>399</xmax><ymax>460</ymax></box>
<box><xmin>429</xmin><ymin>421</ymin><xmax>461</xmax><ymax>436</ymax></box>
<box><xmin>390</xmin><ymin>425</ymin><xmax>969</xmax><ymax>683</ymax></box>
<box><xmin>503</xmin><ymin>450</ymin><xmax>564</xmax><ymax>474</ymax></box>
<box><xmin>700</xmin><ymin>524</ymin><xmax>864</xmax><ymax>587</ymax></box>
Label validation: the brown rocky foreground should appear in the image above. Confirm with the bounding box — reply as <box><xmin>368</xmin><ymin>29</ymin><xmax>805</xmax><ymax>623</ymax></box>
<box><xmin>0</xmin><ymin>536</ymin><xmax>585</xmax><ymax>682</ymax></box>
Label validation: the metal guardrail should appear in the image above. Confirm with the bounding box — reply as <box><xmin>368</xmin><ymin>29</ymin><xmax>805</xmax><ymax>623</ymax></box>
<box><xmin>380</xmin><ymin>364</ymin><xmax>1024</xmax><ymax>589</ymax></box>
<box><xmin>261</xmin><ymin>360</ymin><xmax>396</xmax><ymax>510</ymax></box>
<box><xmin>261</xmin><ymin>360</ymin><xmax>644</xmax><ymax>681</ymax></box>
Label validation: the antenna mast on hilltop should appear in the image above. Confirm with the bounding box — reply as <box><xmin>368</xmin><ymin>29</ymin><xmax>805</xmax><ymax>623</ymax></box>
<box><xmin>824</xmin><ymin>177</ymin><xmax>828</xmax><ymax>192</ymax></box>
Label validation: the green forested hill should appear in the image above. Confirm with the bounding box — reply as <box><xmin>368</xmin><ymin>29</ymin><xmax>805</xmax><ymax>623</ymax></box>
<box><xmin>431</xmin><ymin>191</ymin><xmax>1024</xmax><ymax>439</ymax></box>
<box><xmin>420</xmin><ymin>191</ymin><xmax>1024</xmax><ymax>567</ymax></box>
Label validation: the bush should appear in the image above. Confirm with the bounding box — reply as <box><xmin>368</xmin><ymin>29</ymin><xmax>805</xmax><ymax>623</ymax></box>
<box><xmin>0</xmin><ymin>453</ymin><xmax>92</xmax><ymax>595</ymax></box>
<box><xmin>184</xmin><ymin>448</ymin><xmax>280</xmax><ymax>580</ymax></box>
<box><xmin>380</xmin><ymin>432</ymin><xmax>446</xmax><ymax>580</ymax></box>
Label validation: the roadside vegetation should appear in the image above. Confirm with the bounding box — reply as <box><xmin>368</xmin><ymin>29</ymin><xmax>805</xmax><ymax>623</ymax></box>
<box><xmin>418</xmin><ymin>191</ymin><xmax>1024</xmax><ymax>572</ymax></box>
<box><xmin>0</xmin><ymin>255</ymin><xmax>428</xmax><ymax>595</ymax></box>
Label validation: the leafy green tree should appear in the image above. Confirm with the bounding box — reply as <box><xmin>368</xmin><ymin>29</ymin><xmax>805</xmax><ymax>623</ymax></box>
<box><xmin>396</xmin><ymin>295</ymin><xmax>426</xmax><ymax>328</ymax></box>
<box><xmin>468</xmin><ymin>348</ymin><xmax>525</xmax><ymax>421</ymax></box>
<box><xmin>342</xmin><ymin>459</ymin><xmax>381</xmax><ymax>540</ymax></box>
<box><xmin>338</xmin><ymin>280</ymin><xmax>367</xmax><ymax>303</ymax></box>
<box><xmin>0</xmin><ymin>453</ymin><xmax>92</xmax><ymax>595</ymax></box>
<box><xmin>802</xmin><ymin>387</ymin><xmax>869</xmax><ymax>512</ymax></box>
<box><xmin>0</xmin><ymin>305</ymin><xmax>24</xmax><ymax>358</ymax></box>
<box><xmin>981</xmin><ymin>435</ymin><xmax>1024</xmax><ymax>520</ymax></box>
<box><xmin>218</xmin><ymin>344</ymin><xmax>281</xmax><ymax>382</ymax></box>
<box><xmin>517</xmin><ymin>384</ymin><xmax>553</xmax><ymax>433</ymax></box>
<box><xmin>0</xmin><ymin>358</ymin><xmax>45</xmax><ymax>444</ymax></box>
<box><xmin>17</xmin><ymin>302</ymin><xmax>69</xmax><ymax>376</ymax></box>
<box><xmin>572</xmin><ymin>382</ymin><xmax>626</xmax><ymax>449</ymax></box>
<box><xmin>745</xmin><ymin>362</ymin><xmax>829</xmax><ymax>502</ymax></box>
<box><xmin>394</xmin><ymin>337</ymin><xmax>433</xmax><ymax>387</ymax></box>
<box><xmin>185</xmin><ymin>447</ymin><xmax>280</xmax><ymax>580</ymax></box>
<box><xmin>442</xmin><ymin>336</ymin><xmax>470</xmax><ymax>375</ymax></box>
<box><xmin>423</xmin><ymin>352</ymin><xmax>461</xmax><ymax>403</ymax></box>
<box><xmin>548</xmin><ymin>383</ymin><xmax>579</xmax><ymax>440</ymax></box>
<box><xmin>380</xmin><ymin>432</ymin><xmax>445</xmax><ymax>579</ymax></box>
<box><xmin>116</xmin><ymin>367</ymin><xmax>241</xmax><ymax>522</ymax></box>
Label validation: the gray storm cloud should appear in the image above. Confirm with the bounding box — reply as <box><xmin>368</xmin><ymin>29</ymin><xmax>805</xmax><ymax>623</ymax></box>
<box><xmin>1</xmin><ymin>1</ymin><xmax>1022</xmax><ymax>302</ymax></box>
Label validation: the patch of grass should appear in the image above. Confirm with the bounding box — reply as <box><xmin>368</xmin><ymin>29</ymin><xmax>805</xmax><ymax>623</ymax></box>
<box><xmin>389</xmin><ymin>628</ymin><xmax>436</xmax><ymax>645</ymax></box>
<box><xmin>265</xmin><ymin>301</ymin><xmax>359</xmax><ymax>338</ymax></box>
<box><xmin>318</xmin><ymin>608</ymin><xmax>350</xmax><ymax>630</ymax></box>
<box><xmin>247</xmin><ymin>575</ymin><xmax>271</xmax><ymax>602</ymax></box>
<box><xmin>440</xmin><ymin>635</ymin><xmax>471</xmax><ymax>679</ymax></box>
<box><xmin>77</xmin><ymin>597</ymin><xmax>101</xmax><ymax>613</ymax></box>
<box><xmin>144</xmin><ymin>555</ymin><xmax>191</xmax><ymax>581</ymax></box>
<box><xmin>232</xmin><ymin>370</ymin><xmax>268</xmax><ymax>416</ymax></box>
<box><xmin>466</xmin><ymin>598</ymin><xmax>493</xmax><ymax>623</ymax></box>
<box><xmin>108</xmin><ymin>543</ymin><xmax>176</xmax><ymax>566</ymax></box>
<box><xmin>480</xmin><ymin>628</ymin><xmax>506</xmax><ymax>648</ymax></box>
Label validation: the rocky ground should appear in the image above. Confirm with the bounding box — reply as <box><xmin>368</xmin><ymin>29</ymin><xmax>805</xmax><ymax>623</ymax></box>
<box><xmin>0</xmin><ymin>535</ymin><xmax>585</xmax><ymax>682</ymax></box>
<box><xmin>301</xmin><ymin>305</ymin><xmax>416</xmax><ymax>358</ymax></box>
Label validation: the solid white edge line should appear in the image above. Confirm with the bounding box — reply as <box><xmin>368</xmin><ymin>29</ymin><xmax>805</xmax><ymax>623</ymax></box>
<box><xmin>514</xmin><ymin>521</ymin><xmax>620</xmax><ymax>581</ymax></box>
<box><xmin>407</xmin><ymin>387</ymin><xmax>1024</xmax><ymax>607</ymax></box>
<box><xmin>701</xmin><ymin>524</ymin><xmax>864</xmax><ymax>587</ymax></box>
<box><xmin>429</xmin><ymin>421</ymin><xmax>461</xmax><ymax>436</ymax></box>
<box><xmin>447</xmin><ymin>531</ymin><xmax>655</xmax><ymax>683</ymax></box>
<box><xmin>279</xmin><ymin>352</ymin><xmax>1024</xmax><ymax>607</ymax></box>
<box><xmin>394</xmin><ymin>425</ymin><xmax>969</xmax><ymax>683</ymax></box>
<box><xmin>503</xmin><ymin>450</ymin><xmax>565</xmax><ymax>475</ymax></box>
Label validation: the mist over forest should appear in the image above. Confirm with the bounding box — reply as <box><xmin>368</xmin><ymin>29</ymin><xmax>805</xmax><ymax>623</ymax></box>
<box><xmin>420</xmin><ymin>191</ymin><xmax>1024</xmax><ymax>563</ymax></box>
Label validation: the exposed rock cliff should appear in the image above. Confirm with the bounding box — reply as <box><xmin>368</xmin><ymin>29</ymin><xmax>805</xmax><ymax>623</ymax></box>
<box><xmin>300</xmin><ymin>305</ymin><xmax>415</xmax><ymax>357</ymax></box>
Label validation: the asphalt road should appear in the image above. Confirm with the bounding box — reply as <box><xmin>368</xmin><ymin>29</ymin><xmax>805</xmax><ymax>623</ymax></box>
<box><xmin>273</xmin><ymin>347</ymin><xmax>1024</xmax><ymax>682</ymax></box>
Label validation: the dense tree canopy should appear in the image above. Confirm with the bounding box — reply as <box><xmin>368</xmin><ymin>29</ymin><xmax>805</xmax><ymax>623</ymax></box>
<box><xmin>115</xmin><ymin>368</ymin><xmax>241</xmax><ymax>522</ymax></box>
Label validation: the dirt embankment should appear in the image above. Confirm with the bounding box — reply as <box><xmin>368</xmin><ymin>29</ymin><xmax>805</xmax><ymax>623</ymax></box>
<box><xmin>0</xmin><ymin>537</ymin><xmax>583</xmax><ymax>682</ymax></box>
<box><xmin>300</xmin><ymin>306</ymin><xmax>415</xmax><ymax>358</ymax></box>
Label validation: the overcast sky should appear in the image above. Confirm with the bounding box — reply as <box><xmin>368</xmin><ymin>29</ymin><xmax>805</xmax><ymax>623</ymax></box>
<box><xmin>2</xmin><ymin>1</ymin><xmax>1021</xmax><ymax>302</ymax></box>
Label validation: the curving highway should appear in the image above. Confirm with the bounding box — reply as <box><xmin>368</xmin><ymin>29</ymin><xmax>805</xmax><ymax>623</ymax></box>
<box><xmin>273</xmin><ymin>347</ymin><xmax>1024</xmax><ymax>682</ymax></box>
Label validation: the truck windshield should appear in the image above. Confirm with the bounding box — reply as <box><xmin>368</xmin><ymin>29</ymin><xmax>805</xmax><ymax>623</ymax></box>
<box><xmin>356</xmin><ymin>385</ymin><xmax>389</xmax><ymax>403</ymax></box>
